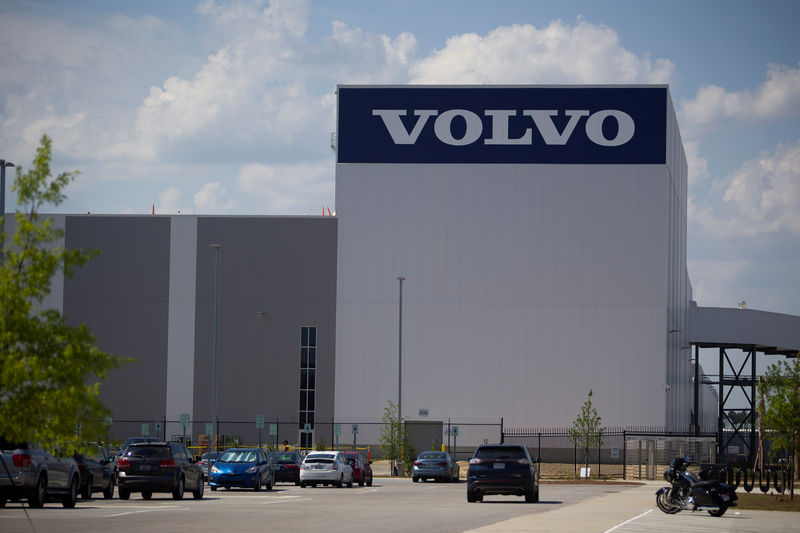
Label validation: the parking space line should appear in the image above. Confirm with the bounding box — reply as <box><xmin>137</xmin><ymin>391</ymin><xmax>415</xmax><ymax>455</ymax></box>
<box><xmin>603</xmin><ymin>509</ymin><xmax>652</xmax><ymax>533</ymax></box>
<box><xmin>105</xmin><ymin>506</ymin><xmax>188</xmax><ymax>518</ymax></box>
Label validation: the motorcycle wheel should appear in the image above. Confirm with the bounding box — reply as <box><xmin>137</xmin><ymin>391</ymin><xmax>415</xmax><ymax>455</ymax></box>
<box><xmin>707</xmin><ymin>504</ymin><xmax>728</xmax><ymax>517</ymax></box>
<box><xmin>656</xmin><ymin>490</ymin><xmax>681</xmax><ymax>514</ymax></box>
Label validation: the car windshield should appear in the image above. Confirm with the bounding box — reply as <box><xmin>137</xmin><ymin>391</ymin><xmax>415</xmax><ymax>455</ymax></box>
<box><xmin>127</xmin><ymin>446</ymin><xmax>169</xmax><ymax>459</ymax></box>
<box><xmin>474</xmin><ymin>446</ymin><xmax>527</xmax><ymax>460</ymax></box>
<box><xmin>419</xmin><ymin>452</ymin><xmax>447</xmax><ymax>460</ymax></box>
<box><xmin>219</xmin><ymin>450</ymin><xmax>257</xmax><ymax>463</ymax></box>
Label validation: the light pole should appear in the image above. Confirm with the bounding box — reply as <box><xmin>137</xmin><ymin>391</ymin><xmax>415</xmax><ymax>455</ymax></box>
<box><xmin>396</xmin><ymin>276</ymin><xmax>405</xmax><ymax>475</ymax></box>
<box><xmin>210</xmin><ymin>244</ymin><xmax>221</xmax><ymax>461</ymax></box>
<box><xmin>0</xmin><ymin>159</ymin><xmax>15</xmax><ymax>264</ymax></box>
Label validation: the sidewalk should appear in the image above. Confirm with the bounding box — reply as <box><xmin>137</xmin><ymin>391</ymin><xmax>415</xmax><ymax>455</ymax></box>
<box><xmin>464</xmin><ymin>481</ymin><xmax>661</xmax><ymax>533</ymax></box>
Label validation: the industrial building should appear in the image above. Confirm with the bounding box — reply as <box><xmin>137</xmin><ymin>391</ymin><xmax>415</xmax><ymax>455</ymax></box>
<box><xmin>9</xmin><ymin>85</ymin><xmax>799</xmax><ymax>456</ymax></box>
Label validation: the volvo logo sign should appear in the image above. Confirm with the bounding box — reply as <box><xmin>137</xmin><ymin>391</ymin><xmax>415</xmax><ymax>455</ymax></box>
<box><xmin>337</xmin><ymin>86</ymin><xmax>667</xmax><ymax>164</ymax></box>
<box><xmin>371</xmin><ymin>108</ymin><xmax>635</xmax><ymax>147</ymax></box>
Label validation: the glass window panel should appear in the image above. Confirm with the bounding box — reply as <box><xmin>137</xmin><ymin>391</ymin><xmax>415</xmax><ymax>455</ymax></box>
<box><xmin>299</xmin><ymin>412</ymin><xmax>307</xmax><ymax>427</ymax></box>
<box><xmin>301</xmin><ymin>348</ymin><xmax>308</xmax><ymax>368</ymax></box>
<box><xmin>301</xmin><ymin>369</ymin><xmax>309</xmax><ymax>389</ymax></box>
<box><xmin>301</xmin><ymin>327</ymin><xmax>308</xmax><ymax>347</ymax></box>
<box><xmin>308</xmin><ymin>348</ymin><xmax>316</xmax><ymax>368</ymax></box>
<box><xmin>309</xmin><ymin>327</ymin><xmax>317</xmax><ymax>347</ymax></box>
<box><xmin>308</xmin><ymin>369</ymin><xmax>315</xmax><ymax>390</ymax></box>
<box><xmin>307</xmin><ymin>412</ymin><xmax>314</xmax><ymax>426</ymax></box>
<box><xmin>307</xmin><ymin>391</ymin><xmax>315</xmax><ymax>411</ymax></box>
<box><xmin>300</xmin><ymin>391</ymin><xmax>307</xmax><ymax>411</ymax></box>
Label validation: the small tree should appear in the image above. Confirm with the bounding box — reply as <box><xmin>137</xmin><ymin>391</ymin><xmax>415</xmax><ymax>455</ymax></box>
<box><xmin>378</xmin><ymin>401</ymin><xmax>407</xmax><ymax>475</ymax></box>
<box><xmin>432</xmin><ymin>436</ymin><xmax>442</xmax><ymax>451</ymax></box>
<box><xmin>315</xmin><ymin>437</ymin><xmax>327</xmax><ymax>451</ymax></box>
<box><xmin>759</xmin><ymin>359</ymin><xmax>800</xmax><ymax>479</ymax></box>
<box><xmin>567</xmin><ymin>389</ymin><xmax>605</xmax><ymax>476</ymax></box>
<box><xmin>0</xmin><ymin>135</ymin><xmax>125</xmax><ymax>455</ymax></box>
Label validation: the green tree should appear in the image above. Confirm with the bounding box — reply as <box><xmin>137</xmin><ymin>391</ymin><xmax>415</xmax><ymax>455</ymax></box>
<box><xmin>0</xmin><ymin>135</ymin><xmax>124</xmax><ymax>455</ymax></box>
<box><xmin>378</xmin><ymin>401</ymin><xmax>407</xmax><ymax>475</ymax></box>
<box><xmin>567</xmin><ymin>389</ymin><xmax>605</xmax><ymax>476</ymax></box>
<box><xmin>759</xmin><ymin>359</ymin><xmax>800</xmax><ymax>478</ymax></box>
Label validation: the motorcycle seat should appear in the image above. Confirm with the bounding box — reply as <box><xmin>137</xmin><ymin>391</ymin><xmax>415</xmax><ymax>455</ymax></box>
<box><xmin>690</xmin><ymin>479</ymin><xmax>716</xmax><ymax>490</ymax></box>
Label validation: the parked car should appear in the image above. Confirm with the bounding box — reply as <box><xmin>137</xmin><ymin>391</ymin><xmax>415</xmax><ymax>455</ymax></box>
<box><xmin>341</xmin><ymin>451</ymin><xmax>373</xmax><ymax>486</ymax></box>
<box><xmin>466</xmin><ymin>444</ymin><xmax>539</xmax><ymax>503</ymax></box>
<box><xmin>197</xmin><ymin>451</ymin><xmax>223</xmax><ymax>480</ymax></box>
<box><xmin>209</xmin><ymin>448</ymin><xmax>273</xmax><ymax>491</ymax></box>
<box><xmin>74</xmin><ymin>444</ymin><xmax>115</xmax><ymax>499</ymax></box>
<box><xmin>116</xmin><ymin>442</ymin><xmax>204</xmax><ymax>500</ymax></box>
<box><xmin>0</xmin><ymin>439</ymin><xmax>81</xmax><ymax>508</ymax></box>
<box><xmin>412</xmin><ymin>451</ymin><xmax>459</xmax><ymax>482</ymax></box>
<box><xmin>114</xmin><ymin>437</ymin><xmax>160</xmax><ymax>461</ymax></box>
<box><xmin>269</xmin><ymin>451</ymin><xmax>302</xmax><ymax>485</ymax></box>
<box><xmin>300</xmin><ymin>451</ymin><xmax>353</xmax><ymax>488</ymax></box>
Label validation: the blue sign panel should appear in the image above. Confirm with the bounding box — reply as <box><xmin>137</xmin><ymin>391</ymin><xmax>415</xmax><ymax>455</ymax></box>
<box><xmin>337</xmin><ymin>86</ymin><xmax>666</xmax><ymax>164</ymax></box>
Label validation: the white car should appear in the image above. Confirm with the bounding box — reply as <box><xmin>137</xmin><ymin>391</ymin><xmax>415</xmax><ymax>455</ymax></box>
<box><xmin>300</xmin><ymin>452</ymin><xmax>353</xmax><ymax>488</ymax></box>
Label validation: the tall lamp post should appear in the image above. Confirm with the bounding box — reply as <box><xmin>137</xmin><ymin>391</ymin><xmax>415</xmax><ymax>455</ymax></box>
<box><xmin>1</xmin><ymin>159</ymin><xmax>16</xmax><ymax>264</ymax></box>
<box><xmin>396</xmin><ymin>276</ymin><xmax>405</xmax><ymax>475</ymax></box>
<box><xmin>210</xmin><ymin>244</ymin><xmax>221</xmax><ymax>461</ymax></box>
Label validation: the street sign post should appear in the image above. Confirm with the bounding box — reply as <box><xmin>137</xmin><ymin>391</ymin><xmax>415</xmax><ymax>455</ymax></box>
<box><xmin>180</xmin><ymin>413</ymin><xmax>190</xmax><ymax>446</ymax></box>
<box><xmin>352</xmin><ymin>424</ymin><xmax>358</xmax><ymax>451</ymax></box>
<box><xmin>256</xmin><ymin>415</ymin><xmax>264</xmax><ymax>449</ymax></box>
<box><xmin>334</xmin><ymin>424</ymin><xmax>341</xmax><ymax>450</ymax></box>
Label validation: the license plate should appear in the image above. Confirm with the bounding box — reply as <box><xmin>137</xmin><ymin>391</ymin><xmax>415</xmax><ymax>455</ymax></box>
<box><xmin>139</xmin><ymin>465</ymin><xmax>150</xmax><ymax>471</ymax></box>
<box><xmin>493</xmin><ymin>463</ymin><xmax>505</xmax><ymax>470</ymax></box>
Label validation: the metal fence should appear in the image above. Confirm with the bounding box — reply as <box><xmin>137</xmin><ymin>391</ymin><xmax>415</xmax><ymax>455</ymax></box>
<box><xmin>502</xmin><ymin>426</ymin><xmax>718</xmax><ymax>480</ymax></box>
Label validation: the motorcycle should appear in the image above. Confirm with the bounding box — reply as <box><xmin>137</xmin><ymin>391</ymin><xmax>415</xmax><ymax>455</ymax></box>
<box><xmin>655</xmin><ymin>457</ymin><xmax>738</xmax><ymax>517</ymax></box>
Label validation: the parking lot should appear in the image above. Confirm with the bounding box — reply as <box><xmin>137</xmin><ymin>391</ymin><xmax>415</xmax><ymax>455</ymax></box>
<box><xmin>1</xmin><ymin>479</ymin><xmax>795</xmax><ymax>533</ymax></box>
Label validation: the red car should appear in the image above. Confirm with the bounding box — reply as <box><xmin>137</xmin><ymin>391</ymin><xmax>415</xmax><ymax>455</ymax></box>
<box><xmin>342</xmin><ymin>452</ymin><xmax>373</xmax><ymax>487</ymax></box>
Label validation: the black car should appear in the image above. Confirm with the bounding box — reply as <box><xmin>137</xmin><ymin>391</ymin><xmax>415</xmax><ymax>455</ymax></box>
<box><xmin>466</xmin><ymin>444</ymin><xmax>539</xmax><ymax>503</ymax></box>
<box><xmin>74</xmin><ymin>444</ymin><xmax>115</xmax><ymax>499</ymax></box>
<box><xmin>116</xmin><ymin>442</ymin><xmax>204</xmax><ymax>500</ymax></box>
<box><xmin>269</xmin><ymin>452</ymin><xmax>302</xmax><ymax>485</ymax></box>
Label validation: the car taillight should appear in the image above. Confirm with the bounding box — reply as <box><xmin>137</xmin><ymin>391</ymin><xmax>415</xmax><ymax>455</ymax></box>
<box><xmin>12</xmin><ymin>454</ymin><xmax>31</xmax><ymax>467</ymax></box>
<box><xmin>413</xmin><ymin>461</ymin><xmax>423</xmax><ymax>466</ymax></box>
<box><xmin>516</xmin><ymin>459</ymin><xmax>531</xmax><ymax>465</ymax></box>
<box><xmin>286</xmin><ymin>464</ymin><xmax>298</xmax><ymax>469</ymax></box>
<box><xmin>301</xmin><ymin>464</ymin><xmax>307</xmax><ymax>470</ymax></box>
<box><xmin>159</xmin><ymin>459</ymin><xmax>176</xmax><ymax>468</ymax></box>
<box><xmin>77</xmin><ymin>462</ymin><xmax>87</xmax><ymax>472</ymax></box>
<box><xmin>437</xmin><ymin>462</ymin><xmax>447</xmax><ymax>467</ymax></box>
<box><xmin>118</xmin><ymin>458</ymin><xmax>130</xmax><ymax>469</ymax></box>
<box><xmin>331</xmin><ymin>463</ymin><xmax>338</xmax><ymax>471</ymax></box>
<box><xmin>468</xmin><ymin>458</ymin><xmax>483</xmax><ymax>465</ymax></box>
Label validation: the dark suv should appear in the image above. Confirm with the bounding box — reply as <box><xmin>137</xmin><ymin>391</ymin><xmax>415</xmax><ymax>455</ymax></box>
<box><xmin>116</xmin><ymin>442</ymin><xmax>204</xmax><ymax>500</ymax></box>
<box><xmin>466</xmin><ymin>444</ymin><xmax>539</xmax><ymax>503</ymax></box>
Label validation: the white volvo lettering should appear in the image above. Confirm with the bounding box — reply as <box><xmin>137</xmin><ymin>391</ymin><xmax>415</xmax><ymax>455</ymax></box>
<box><xmin>434</xmin><ymin>109</ymin><xmax>483</xmax><ymax>146</ymax></box>
<box><xmin>584</xmin><ymin>110</ymin><xmax>635</xmax><ymax>146</ymax></box>
<box><xmin>523</xmin><ymin>110</ymin><xmax>590</xmax><ymax>145</ymax></box>
<box><xmin>372</xmin><ymin>109</ymin><xmax>438</xmax><ymax>144</ymax></box>
<box><xmin>372</xmin><ymin>108</ymin><xmax>636</xmax><ymax>147</ymax></box>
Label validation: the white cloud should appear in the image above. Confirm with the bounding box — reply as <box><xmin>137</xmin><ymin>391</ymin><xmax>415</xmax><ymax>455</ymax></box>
<box><xmin>409</xmin><ymin>19</ymin><xmax>675</xmax><ymax>84</ymax></box>
<box><xmin>194</xmin><ymin>182</ymin><xmax>236</xmax><ymax>213</ymax></box>
<box><xmin>690</xmin><ymin>139</ymin><xmax>800</xmax><ymax>238</ymax></box>
<box><xmin>235</xmin><ymin>161</ymin><xmax>333</xmax><ymax>213</ymax></box>
<box><xmin>157</xmin><ymin>187</ymin><xmax>185</xmax><ymax>214</ymax></box>
<box><xmin>679</xmin><ymin>63</ymin><xmax>800</xmax><ymax>132</ymax></box>
<box><xmin>684</xmin><ymin>141</ymin><xmax>710</xmax><ymax>185</ymax></box>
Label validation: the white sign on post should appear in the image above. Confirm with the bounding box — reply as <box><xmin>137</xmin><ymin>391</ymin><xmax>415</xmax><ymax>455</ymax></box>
<box><xmin>580</xmin><ymin>467</ymin><xmax>591</xmax><ymax>478</ymax></box>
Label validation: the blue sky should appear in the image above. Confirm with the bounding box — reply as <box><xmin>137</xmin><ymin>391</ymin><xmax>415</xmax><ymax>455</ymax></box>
<box><xmin>1</xmin><ymin>0</ymin><xmax>799</xmax><ymax>322</ymax></box>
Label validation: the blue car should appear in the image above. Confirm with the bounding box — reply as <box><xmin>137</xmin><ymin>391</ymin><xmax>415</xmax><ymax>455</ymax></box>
<box><xmin>209</xmin><ymin>448</ymin><xmax>274</xmax><ymax>491</ymax></box>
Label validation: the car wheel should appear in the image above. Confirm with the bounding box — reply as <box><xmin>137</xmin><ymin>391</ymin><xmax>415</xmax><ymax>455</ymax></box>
<box><xmin>300</xmin><ymin>481</ymin><xmax>307</xmax><ymax>488</ymax></box>
<box><xmin>142</xmin><ymin>491</ymin><xmax>153</xmax><ymax>500</ymax></box>
<box><xmin>0</xmin><ymin>493</ymin><xmax>7</xmax><ymax>508</ymax></box>
<box><xmin>367</xmin><ymin>475</ymin><xmax>373</xmax><ymax>487</ymax></box>
<box><xmin>253</xmin><ymin>476</ymin><xmax>261</xmax><ymax>492</ymax></box>
<box><xmin>467</xmin><ymin>490</ymin><xmax>482</xmax><ymax>503</ymax></box>
<box><xmin>103</xmin><ymin>476</ymin><xmax>115</xmax><ymax>499</ymax></box>
<box><xmin>118</xmin><ymin>488</ymin><xmax>130</xmax><ymax>500</ymax></box>
<box><xmin>172</xmin><ymin>476</ymin><xmax>185</xmax><ymax>500</ymax></box>
<box><xmin>265</xmin><ymin>479</ymin><xmax>273</xmax><ymax>491</ymax></box>
<box><xmin>81</xmin><ymin>476</ymin><xmax>92</xmax><ymax>499</ymax></box>
<box><xmin>62</xmin><ymin>476</ymin><xmax>79</xmax><ymax>508</ymax></box>
<box><xmin>412</xmin><ymin>476</ymin><xmax>419</xmax><ymax>483</ymax></box>
<box><xmin>358</xmin><ymin>476</ymin><xmax>364</xmax><ymax>487</ymax></box>
<box><xmin>193</xmin><ymin>475</ymin><xmax>204</xmax><ymax>500</ymax></box>
<box><xmin>347</xmin><ymin>477</ymin><xmax>353</xmax><ymax>488</ymax></box>
<box><xmin>295</xmin><ymin>480</ymin><xmax>301</xmax><ymax>486</ymax></box>
<box><xmin>29</xmin><ymin>475</ymin><xmax>47</xmax><ymax>508</ymax></box>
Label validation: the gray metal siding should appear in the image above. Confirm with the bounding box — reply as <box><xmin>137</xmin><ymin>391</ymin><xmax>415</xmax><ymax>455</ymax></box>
<box><xmin>192</xmin><ymin>217</ymin><xmax>337</xmax><ymax>445</ymax></box>
<box><xmin>63</xmin><ymin>216</ymin><xmax>171</xmax><ymax>422</ymax></box>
